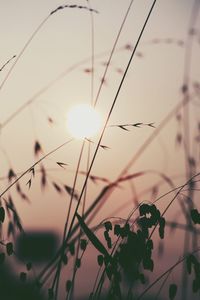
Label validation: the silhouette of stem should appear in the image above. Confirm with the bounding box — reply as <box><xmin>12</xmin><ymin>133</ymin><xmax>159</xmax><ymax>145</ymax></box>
<box><xmin>137</xmin><ymin>247</ymin><xmax>200</xmax><ymax>300</ymax></box>
<box><xmin>0</xmin><ymin>139</ymin><xmax>73</xmax><ymax>198</ymax></box>
<box><xmin>0</xmin><ymin>16</ymin><xmax>49</xmax><ymax>93</ymax></box>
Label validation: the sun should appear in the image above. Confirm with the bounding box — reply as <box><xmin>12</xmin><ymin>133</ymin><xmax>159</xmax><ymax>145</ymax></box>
<box><xmin>66</xmin><ymin>104</ymin><xmax>102</xmax><ymax>139</ymax></box>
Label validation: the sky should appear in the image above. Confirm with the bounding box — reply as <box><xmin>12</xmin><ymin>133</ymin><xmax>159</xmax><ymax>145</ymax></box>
<box><xmin>0</xmin><ymin>0</ymin><xmax>200</xmax><ymax>299</ymax></box>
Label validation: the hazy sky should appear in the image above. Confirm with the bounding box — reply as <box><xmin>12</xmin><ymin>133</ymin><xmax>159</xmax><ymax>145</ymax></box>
<box><xmin>1</xmin><ymin>1</ymin><xmax>200</xmax><ymax>298</ymax></box>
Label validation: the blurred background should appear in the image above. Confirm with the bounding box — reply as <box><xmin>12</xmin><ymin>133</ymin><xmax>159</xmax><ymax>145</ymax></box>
<box><xmin>0</xmin><ymin>0</ymin><xmax>200</xmax><ymax>299</ymax></box>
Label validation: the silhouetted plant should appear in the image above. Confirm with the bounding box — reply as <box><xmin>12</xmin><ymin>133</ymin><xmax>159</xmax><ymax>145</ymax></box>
<box><xmin>1</xmin><ymin>1</ymin><xmax>200</xmax><ymax>300</ymax></box>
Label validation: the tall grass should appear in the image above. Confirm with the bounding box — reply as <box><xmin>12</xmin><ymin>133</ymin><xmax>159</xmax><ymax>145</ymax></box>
<box><xmin>0</xmin><ymin>1</ymin><xmax>200</xmax><ymax>300</ymax></box>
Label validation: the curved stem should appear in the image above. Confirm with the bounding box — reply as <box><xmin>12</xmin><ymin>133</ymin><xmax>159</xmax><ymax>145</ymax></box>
<box><xmin>64</xmin><ymin>6</ymin><xmax>158</xmax><ymax>277</ymax></box>
<box><xmin>53</xmin><ymin>140</ymin><xmax>85</xmax><ymax>300</ymax></box>
<box><xmin>0</xmin><ymin>16</ymin><xmax>49</xmax><ymax>93</ymax></box>
<box><xmin>94</xmin><ymin>0</ymin><xmax>135</xmax><ymax>107</ymax></box>
<box><xmin>37</xmin><ymin>0</ymin><xmax>157</xmax><ymax>287</ymax></box>
<box><xmin>0</xmin><ymin>138</ymin><xmax>73</xmax><ymax>198</ymax></box>
<box><xmin>137</xmin><ymin>247</ymin><xmax>200</xmax><ymax>300</ymax></box>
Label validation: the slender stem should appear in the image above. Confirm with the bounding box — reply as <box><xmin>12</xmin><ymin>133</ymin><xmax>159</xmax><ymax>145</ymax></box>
<box><xmin>136</xmin><ymin>248</ymin><xmax>200</xmax><ymax>300</ymax></box>
<box><xmin>1</xmin><ymin>50</ymin><xmax>107</xmax><ymax>131</ymax></box>
<box><xmin>65</xmin><ymin>0</ymin><xmax>158</xmax><ymax>257</ymax></box>
<box><xmin>0</xmin><ymin>139</ymin><xmax>73</xmax><ymax>198</ymax></box>
<box><xmin>180</xmin><ymin>1</ymin><xmax>200</xmax><ymax>298</ymax></box>
<box><xmin>87</xmin><ymin>0</ymin><xmax>95</xmax><ymax>105</ymax></box>
<box><xmin>154</xmin><ymin>269</ymin><xmax>173</xmax><ymax>300</ymax></box>
<box><xmin>38</xmin><ymin>0</ymin><xmax>157</xmax><ymax>293</ymax></box>
<box><xmin>0</xmin><ymin>55</ymin><xmax>16</xmax><ymax>72</ymax></box>
<box><xmin>54</xmin><ymin>140</ymin><xmax>85</xmax><ymax>300</ymax></box>
<box><xmin>0</xmin><ymin>16</ymin><xmax>49</xmax><ymax>93</ymax></box>
<box><xmin>88</xmin><ymin>93</ymin><xmax>193</xmax><ymax>225</ymax></box>
<box><xmin>93</xmin><ymin>0</ymin><xmax>135</xmax><ymax>107</ymax></box>
<box><xmin>64</xmin><ymin>2</ymin><xmax>96</xmax><ymax>298</ymax></box>
<box><xmin>36</xmin><ymin>169</ymin><xmax>199</xmax><ymax>287</ymax></box>
<box><xmin>37</xmin><ymin>0</ymin><xmax>158</xmax><ymax>286</ymax></box>
<box><xmin>93</xmin><ymin>172</ymin><xmax>200</xmax><ymax>298</ymax></box>
<box><xmin>149</xmin><ymin>172</ymin><xmax>200</xmax><ymax>240</ymax></box>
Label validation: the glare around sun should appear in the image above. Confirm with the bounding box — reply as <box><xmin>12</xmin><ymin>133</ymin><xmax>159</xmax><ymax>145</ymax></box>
<box><xmin>66</xmin><ymin>104</ymin><xmax>102</xmax><ymax>139</ymax></box>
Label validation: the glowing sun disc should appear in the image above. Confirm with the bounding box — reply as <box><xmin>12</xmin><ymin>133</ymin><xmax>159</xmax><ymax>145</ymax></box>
<box><xmin>66</xmin><ymin>104</ymin><xmax>102</xmax><ymax>139</ymax></box>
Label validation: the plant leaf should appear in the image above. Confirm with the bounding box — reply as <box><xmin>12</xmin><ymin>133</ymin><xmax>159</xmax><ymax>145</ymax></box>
<box><xmin>29</xmin><ymin>167</ymin><xmax>35</xmax><ymax>177</ymax></box>
<box><xmin>69</xmin><ymin>243</ymin><xmax>75</xmax><ymax>256</ymax></box>
<box><xmin>97</xmin><ymin>255</ymin><xmax>104</xmax><ymax>266</ymax></box>
<box><xmin>56</xmin><ymin>162</ymin><xmax>68</xmax><ymax>169</ymax></box>
<box><xmin>132</xmin><ymin>122</ymin><xmax>143</xmax><ymax>127</ymax></box>
<box><xmin>159</xmin><ymin>217</ymin><xmax>166</xmax><ymax>239</ymax></box>
<box><xmin>6</xmin><ymin>242</ymin><xmax>13</xmax><ymax>256</ymax></box>
<box><xmin>80</xmin><ymin>239</ymin><xmax>87</xmax><ymax>251</ymax></box>
<box><xmin>7</xmin><ymin>221</ymin><xmax>14</xmax><ymax>237</ymax></box>
<box><xmin>169</xmin><ymin>284</ymin><xmax>177</xmax><ymax>300</ymax></box>
<box><xmin>64</xmin><ymin>185</ymin><xmax>79</xmax><ymax>200</ymax></box>
<box><xmin>20</xmin><ymin>272</ymin><xmax>27</xmax><ymax>282</ymax></box>
<box><xmin>118</xmin><ymin>125</ymin><xmax>129</xmax><ymax>131</ymax></box>
<box><xmin>26</xmin><ymin>179</ymin><xmax>32</xmax><ymax>189</ymax></box>
<box><xmin>191</xmin><ymin>209</ymin><xmax>200</xmax><ymax>224</ymax></box>
<box><xmin>8</xmin><ymin>169</ymin><xmax>16</xmax><ymax>182</ymax></box>
<box><xmin>52</xmin><ymin>182</ymin><xmax>62</xmax><ymax>194</ymax></box>
<box><xmin>146</xmin><ymin>122</ymin><xmax>155</xmax><ymax>128</ymax></box>
<box><xmin>76</xmin><ymin>213</ymin><xmax>110</xmax><ymax>259</ymax></box>
<box><xmin>66</xmin><ymin>280</ymin><xmax>72</xmax><ymax>292</ymax></box>
<box><xmin>100</xmin><ymin>144</ymin><xmax>110</xmax><ymax>150</ymax></box>
<box><xmin>0</xmin><ymin>207</ymin><xmax>5</xmax><ymax>223</ymax></box>
<box><xmin>26</xmin><ymin>262</ymin><xmax>32</xmax><ymax>271</ymax></box>
<box><xmin>104</xmin><ymin>221</ymin><xmax>112</xmax><ymax>231</ymax></box>
<box><xmin>34</xmin><ymin>140</ymin><xmax>43</xmax><ymax>157</ymax></box>
<box><xmin>76</xmin><ymin>258</ymin><xmax>81</xmax><ymax>268</ymax></box>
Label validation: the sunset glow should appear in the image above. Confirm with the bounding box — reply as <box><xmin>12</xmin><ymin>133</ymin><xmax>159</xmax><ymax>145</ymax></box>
<box><xmin>66</xmin><ymin>104</ymin><xmax>102</xmax><ymax>139</ymax></box>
